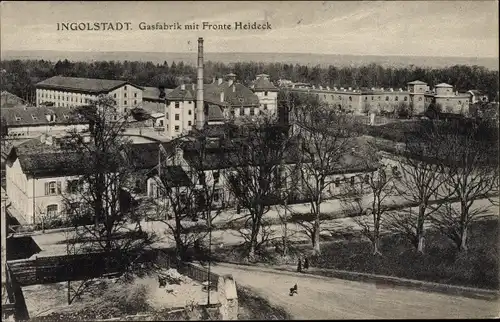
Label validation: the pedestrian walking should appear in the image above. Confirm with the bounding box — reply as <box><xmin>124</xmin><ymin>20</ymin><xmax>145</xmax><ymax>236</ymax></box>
<box><xmin>297</xmin><ymin>258</ymin><xmax>302</xmax><ymax>272</ymax></box>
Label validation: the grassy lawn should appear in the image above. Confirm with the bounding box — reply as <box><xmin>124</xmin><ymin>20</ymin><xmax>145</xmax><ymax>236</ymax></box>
<box><xmin>213</xmin><ymin>218</ymin><xmax>499</xmax><ymax>290</ymax></box>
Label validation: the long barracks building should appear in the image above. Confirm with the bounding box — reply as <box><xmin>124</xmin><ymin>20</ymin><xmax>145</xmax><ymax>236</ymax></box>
<box><xmin>285</xmin><ymin>80</ymin><xmax>473</xmax><ymax>116</ymax></box>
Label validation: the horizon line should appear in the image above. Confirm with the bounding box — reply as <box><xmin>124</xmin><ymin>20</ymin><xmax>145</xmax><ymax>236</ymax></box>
<box><xmin>1</xmin><ymin>49</ymin><xmax>498</xmax><ymax>60</ymax></box>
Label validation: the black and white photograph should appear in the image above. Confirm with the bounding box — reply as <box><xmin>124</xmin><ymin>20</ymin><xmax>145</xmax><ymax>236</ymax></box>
<box><xmin>0</xmin><ymin>1</ymin><xmax>499</xmax><ymax>320</ymax></box>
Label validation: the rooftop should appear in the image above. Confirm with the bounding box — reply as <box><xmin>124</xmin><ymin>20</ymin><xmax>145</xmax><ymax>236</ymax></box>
<box><xmin>1</xmin><ymin>91</ymin><xmax>26</xmax><ymax>108</ymax></box>
<box><xmin>407</xmin><ymin>80</ymin><xmax>427</xmax><ymax>85</ymax></box>
<box><xmin>1</xmin><ymin>105</ymin><xmax>88</xmax><ymax>127</ymax></box>
<box><xmin>251</xmin><ymin>76</ymin><xmax>279</xmax><ymax>92</ymax></box>
<box><xmin>142</xmin><ymin>86</ymin><xmax>174</xmax><ymax>102</ymax></box>
<box><xmin>36</xmin><ymin>76</ymin><xmax>143</xmax><ymax>94</ymax></box>
<box><xmin>435</xmin><ymin>83</ymin><xmax>453</xmax><ymax>88</ymax></box>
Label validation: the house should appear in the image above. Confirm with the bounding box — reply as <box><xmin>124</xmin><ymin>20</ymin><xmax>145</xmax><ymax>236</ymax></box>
<box><xmin>249</xmin><ymin>74</ymin><xmax>279</xmax><ymax>116</ymax></box>
<box><xmin>163</xmin><ymin>74</ymin><xmax>262</xmax><ymax>139</ymax></box>
<box><xmin>1</xmin><ymin>105</ymin><xmax>89</xmax><ymax>139</ymax></box>
<box><xmin>35</xmin><ymin>76</ymin><xmax>144</xmax><ymax>114</ymax></box>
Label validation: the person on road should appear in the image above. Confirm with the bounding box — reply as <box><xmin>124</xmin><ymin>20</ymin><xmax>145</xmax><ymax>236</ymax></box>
<box><xmin>297</xmin><ymin>258</ymin><xmax>302</xmax><ymax>272</ymax></box>
<box><xmin>303</xmin><ymin>257</ymin><xmax>309</xmax><ymax>270</ymax></box>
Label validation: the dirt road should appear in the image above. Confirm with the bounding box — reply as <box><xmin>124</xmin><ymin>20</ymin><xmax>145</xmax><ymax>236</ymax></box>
<box><xmin>211</xmin><ymin>263</ymin><xmax>499</xmax><ymax>319</ymax></box>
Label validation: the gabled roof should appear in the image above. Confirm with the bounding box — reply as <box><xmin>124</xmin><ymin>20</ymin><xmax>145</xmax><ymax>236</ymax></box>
<box><xmin>2</xmin><ymin>105</ymin><xmax>88</xmax><ymax>127</ymax></box>
<box><xmin>407</xmin><ymin>80</ymin><xmax>427</xmax><ymax>85</ymax></box>
<box><xmin>252</xmin><ymin>76</ymin><xmax>278</xmax><ymax>92</ymax></box>
<box><xmin>1</xmin><ymin>91</ymin><xmax>26</xmax><ymax>108</ymax></box>
<box><xmin>152</xmin><ymin>165</ymin><xmax>192</xmax><ymax>188</ymax></box>
<box><xmin>36</xmin><ymin>76</ymin><xmax>143</xmax><ymax>94</ymax></box>
<box><xmin>468</xmin><ymin>90</ymin><xmax>485</xmax><ymax>96</ymax></box>
<box><xmin>435</xmin><ymin>83</ymin><xmax>453</xmax><ymax>88</ymax></box>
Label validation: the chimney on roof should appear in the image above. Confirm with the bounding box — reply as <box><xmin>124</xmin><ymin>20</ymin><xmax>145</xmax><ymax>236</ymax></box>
<box><xmin>181</xmin><ymin>84</ymin><xmax>185</xmax><ymax>90</ymax></box>
<box><xmin>390</xmin><ymin>88</ymin><xmax>394</xmax><ymax>92</ymax></box>
<box><xmin>220</xmin><ymin>91</ymin><xmax>224</xmax><ymax>102</ymax></box>
<box><xmin>348</xmin><ymin>87</ymin><xmax>352</xmax><ymax>91</ymax></box>
<box><xmin>326</xmin><ymin>86</ymin><xmax>330</xmax><ymax>90</ymax></box>
<box><xmin>228</xmin><ymin>78</ymin><xmax>234</xmax><ymax>87</ymax></box>
<box><xmin>212</xmin><ymin>77</ymin><xmax>216</xmax><ymax>84</ymax></box>
<box><xmin>319</xmin><ymin>85</ymin><xmax>323</xmax><ymax>90</ymax></box>
<box><xmin>192</xmin><ymin>84</ymin><xmax>195</xmax><ymax>90</ymax></box>
<box><xmin>196</xmin><ymin>37</ymin><xmax>205</xmax><ymax>130</ymax></box>
<box><xmin>218</xmin><ymin>78</ymin><xmax>223</xmax><ymax>85</ymax></box>
<box><xmin>232</xmin><ymin>85</ymin><xmax>236</xmax><ymax>93</ymax></box>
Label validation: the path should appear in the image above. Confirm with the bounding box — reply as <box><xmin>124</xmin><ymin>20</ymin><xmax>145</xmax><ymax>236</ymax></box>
<box><xmin>211</xmin><ymin>263</ymin><xmax>499</xmax><ymax>319</ymax></box>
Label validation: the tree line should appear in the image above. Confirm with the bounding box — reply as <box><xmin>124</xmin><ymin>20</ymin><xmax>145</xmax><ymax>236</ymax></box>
<box><xmin>1</xmin><ymin>59</ymin><xmax>498</xmax><ymax>104</ymax></box>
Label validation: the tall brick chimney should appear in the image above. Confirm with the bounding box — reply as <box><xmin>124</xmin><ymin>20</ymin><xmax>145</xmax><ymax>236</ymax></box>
<box><xmin>196</xmin><ymin>37</ymin><xmax>205</xmax><ymax>130</ymax></box>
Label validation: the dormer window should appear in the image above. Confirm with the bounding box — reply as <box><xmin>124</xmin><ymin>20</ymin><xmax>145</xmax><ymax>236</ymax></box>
<box><xmin>31</xmin><ymin>114</ymin><xmax>38</xmax><ymax>121</ymax></box>
<box><xmin>63</xmin><ymin>114</ymin><xmax>70</xmax><ymax>119</ymax></box>
<box><xmin>264</xmin><ymin>91</ymin><xmax>268</xmax><ymax>96</ymax></box>
<box><xmin>15</xmin><ymin>115</ymin><xmax>21</xmax><ymax>121</ymax></box>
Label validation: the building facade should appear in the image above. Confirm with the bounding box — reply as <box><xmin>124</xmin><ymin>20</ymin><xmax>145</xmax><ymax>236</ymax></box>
<box><xmin>283</xmin><ymin>80</ymin><xmax>473</xmax><ymax>116</ymax></box>
<box><xmin>35</xmin><ymin>76</ymin><xmax>144</xmax><ymax>114</ymax></box>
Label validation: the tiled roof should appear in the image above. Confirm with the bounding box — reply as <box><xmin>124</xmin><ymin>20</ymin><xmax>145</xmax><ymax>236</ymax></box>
<box><xmin>252</xmin><ymin>76</ymin><xmax>278</xmax><ymax>92</ymax></box>
<box><xmin>435</xmin><ymin>83</ymin><xmax>453</xmax><ymax>88</ymax></box>
<box><xmin>407</xmin><ymin>80</ymin><xmax>427</xmax><ymax>85</ymax></box>
<box><xmin>207</xmin><ymin>105</ymin><xmax>225</xmax><ymax>122</ymax></box>
<box><xmin>166</xmin><ymin>82</ymin><xmax>259</xmax><ymax>107</ymax></box>
<box><xmin>36</xmin><ymin>76</ymin><xmax>143</xmax><ymax>94</ymax></box>
<box><xmin>143</xmin><ymin>86</ymin><xmax>173</xmax><ymax>102</ymax></box>
<box><xmin>1</xmin><ymin>91</ymin><xmax>26</xmax><ymax>108</ymax></box>
<box><xmin>124</xmin><ymin>142</ymin><xmax>176</xmax><ymax>170</ymax></box>
<box><xmin>2</xmin><ymin>105</ymin><xmax>88</xmax><ymax>127</ymax></box>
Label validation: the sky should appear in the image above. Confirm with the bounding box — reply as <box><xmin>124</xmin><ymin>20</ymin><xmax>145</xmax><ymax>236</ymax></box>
<box><xmin>1</xmin><ymin>1</ymin><xmax>498</xmax><ymax>57</ymax></box>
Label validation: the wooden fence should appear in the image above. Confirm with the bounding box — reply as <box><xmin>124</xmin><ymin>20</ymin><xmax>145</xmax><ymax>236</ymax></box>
<box><xmin>7</xmin><ymin>249</ymin><xmax>160</xmax><ymax>287</ymax></box>
<box><xmin>4</xmin><ymin>264</ymin><xmax>30</xmax><ymax>320</ymax></box>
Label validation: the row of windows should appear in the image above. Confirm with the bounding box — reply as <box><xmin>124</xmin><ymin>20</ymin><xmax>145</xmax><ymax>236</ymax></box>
<box><xmin>113</xmin><ymin>92</ymin><xmax>138</xmax><ymax>99</ymax></box>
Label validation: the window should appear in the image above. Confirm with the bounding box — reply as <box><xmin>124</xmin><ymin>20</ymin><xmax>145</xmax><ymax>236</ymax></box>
<box><xmin>349</xmin><ymin>96</ymin><xmax>352</xmax><ymax>101</ymax></box>
<box><xmin>159</xmin><ymin>119</ymin><xmax>164</xmax><ymax>126</ymax></box>
<box><xmin>385</xmin><ymin>96</ymin><xmax>389</xmax><ymax>101</ymax></box>
<box><xmin>114</xmin><ymin>93</ymin><xmax>117</xmax><ymax>98</ymax></box>
<box><xmin>124</xmin><ymin>100</ymin><xmax>128</xmax><ymax>105</ymax></box>
<box><xmin>240</xmin><ymin>108</ymin><xmax>244</xmax><ymax>116</ymax></box>
<box><xmin>404</xmin><ymin>96</ymin><xmax>408</xmax><ymax>101</ymax></box>
<box><xmin>213</xmin><ymin>171</ymin><xmax>220</xmax><ymax>184</ymax></box>
<box><xmin>264</xmin><ymin>104</ymin><xmax>268</xmax><ymax>110</ymax></box>
<box><xmin>264</xmin><ymin>91</ymin><xmax>268</xmax><ymax>96</ymax></box>
<box><xmin>188</xmin><ymin>121</ymin><xmax>192</xmax><ymax>126</ymax></box>
<box><xmin>418</xmin><ymin>97</ymin><xmax>422</xmax><ymax>101</ymax></box>
<box><xmin>334</xmin><ymin>178</ymin><xmax>341</xmax><ymax>187</ymax></box>
<box><xmin>378</xmin><ymin>96</ymin><xmax>381</xmax><ymax>101</ymax></box>
<box><xmin>31</xmin><ymin>114</ymin><xmax>38</xmax><ymax>120</ymax></box>
<box><xmin>350</xmin><ymin>176</ymin><xmax>355</xmax><ymax>186</ymax></box>
<box><xmin>324</xmin><ymin>95</ymin><xmax>326</xmax><ymax>99</ymax></box>
<box><xmin>364</xmin><ymin>174</ymin><xmax>370</xmax><ymax>184</ymax></box>
<box><xmin>175</xmin><ymin>114</ymin><xmax>180</xmax><ymax>120</ymax></box>
<box><xmin>188</xmin><ymin>110</ymin><xmax>192</xmax><ymax>115</ymax></box>
<box><xmin>45</xmin><ymin>181</ymin><xmax>61</xmax><ymax>195</ymax></box>
<box><xmin>175</xmin><ymin>102</ymin><xmax>180</xmax><ymax>108</ymax></box>
<box><xmin>124</xmin><ymin>108</ymin><xmax>128</xmax><ymax>113</ymax></box>
<box><xmin>134</xmin><ymin>93</ymin><xmax>137</xmax><ymax>98</ymax></box>
<box><xmin>365</xmin><ymin>97</ymin><xmax>368</xmax><ymax>101</ymax></box>
<box><xmin>124</xmin><ymin>93</ymin><xmax>127</xmax><ymax>98</ymax></box>
<box><xmin>46</xmin><ymin>205</ymin><xmax>58</xmax><ymax>217</ymax></box>
<box><xmin>175</xmin><ymin>125</ymin><xmax>180</xmax><ymax>132</ymax></box>
<box><xmin>371</xmin><ymin>96</ymin><xmax>374</xmax><ymax>100</ymax></box>
<box><xmin>213</xmin><ymin>190</ymin><xmax>220</xmax><ymax>203</ymax></box>
<box><xmin>166</xmin><ymin>113</ymin><xmax>169</xmax><ymax>120</ymax></box>
<box><xmin>124</xmin><ymin>86</ymin><xmax>127</xmax><ymax>90</ymax></box>
<box><xmin>231</xmin><ymin>110</ymin><xmax>235</xmax><ymax>116</ymax></box>
<box><xmin>395</xmin><ymin>96</ymin><xmax>399</xmax><ymax>101</ymax></box>
<box><xmin>188</xmin><ymin>101</ymin><xmax>192</xmax><ymax>104</ymax></box>
<box><xmin>250</xmin><ymin>108</ymin><xmax>255</xmax><ymax>116</ymax></box>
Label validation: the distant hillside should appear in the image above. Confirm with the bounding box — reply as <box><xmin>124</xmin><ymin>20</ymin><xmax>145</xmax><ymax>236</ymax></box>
<box><xmin>2</xmin><ymin>50</ymin><xmax>498</xmax><ymax>70</ymax></box>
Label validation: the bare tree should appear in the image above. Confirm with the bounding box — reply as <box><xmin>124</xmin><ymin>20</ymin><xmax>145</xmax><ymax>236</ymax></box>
<box><xmin>386</xmin><ymin>120</ymin><xmax>447</xmax><ymax>253</ymax></box>
<box><xmin>224</xmin><ymin>116</ymin><xmax>295</xmax><ymax>261</ymax></box>
<box><xmin>61</xmin><ymin>95</ymin><xmax>157</xmax><ymax>302</ymax></box>
<box><xmin>150</xmin><ymin>131</ymin><xmax>224</xmax><ymax>262</ymax></box>
<box><xmin>341</xmin><ymin>144</ymin><xmax>395</xmax><ymax>255</ymax></box>
<box><xmin>431</xmin><ymin>118</ymin><xmax>498</xmax><ymax>252</ymax></box>
<box><xmin>293</xmin><ymin>97</ymin><xmax>359</xmax><ymax>255</ymax></box>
